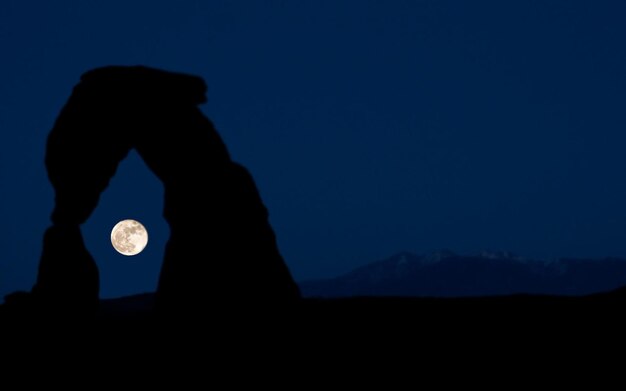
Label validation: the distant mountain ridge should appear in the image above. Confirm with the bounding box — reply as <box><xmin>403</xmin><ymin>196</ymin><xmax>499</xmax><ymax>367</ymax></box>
<box><xmin>298</xmin><ymin>251</ymin><xmax>626</xmax><ymax>298</ymax></box>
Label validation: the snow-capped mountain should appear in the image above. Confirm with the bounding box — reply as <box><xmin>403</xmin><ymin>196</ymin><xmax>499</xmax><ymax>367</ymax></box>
<box><xmin>298</xmin><ymin>251</ymin><xmax>626</xmax><ymax>298</ymax></box>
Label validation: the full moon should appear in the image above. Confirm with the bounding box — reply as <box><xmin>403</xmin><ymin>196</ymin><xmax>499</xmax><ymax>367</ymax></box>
<box><xmin>110</xmin><ymin>219</ymin><xmax>148</xmax><ymax>256</ymax></box>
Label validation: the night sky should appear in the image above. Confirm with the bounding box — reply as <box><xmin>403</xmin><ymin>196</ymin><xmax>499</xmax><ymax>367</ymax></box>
<box><xmin>1</xmin><ymin>1</ymin><xmax>626</xmax><ymax>299</ymax></box>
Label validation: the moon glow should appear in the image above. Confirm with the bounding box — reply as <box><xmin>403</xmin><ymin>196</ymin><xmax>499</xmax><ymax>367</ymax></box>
<box><xmin>111</xmin><ymin>219</ymin><xmax>148</xmax><ymax>256</ymax></box>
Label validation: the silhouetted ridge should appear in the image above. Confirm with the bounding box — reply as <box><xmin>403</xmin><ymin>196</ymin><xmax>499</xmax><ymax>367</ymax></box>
<box><xmin>299</xmin><ymin>251</ymin><xmax>626</xmax><ymax>298</ymax></box>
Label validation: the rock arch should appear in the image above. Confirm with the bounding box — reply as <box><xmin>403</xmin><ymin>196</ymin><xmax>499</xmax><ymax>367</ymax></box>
<box><xmin>31</xmin><ymin>66</ymin><xmax>300</xmax><ymax>313</ymax></box>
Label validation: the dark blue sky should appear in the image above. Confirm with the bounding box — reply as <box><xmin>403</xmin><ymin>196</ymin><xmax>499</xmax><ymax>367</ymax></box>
<box><xmin>1</xmin><ymin>1</ymin><xmax>626</xmax><ymax>299</ymax></box>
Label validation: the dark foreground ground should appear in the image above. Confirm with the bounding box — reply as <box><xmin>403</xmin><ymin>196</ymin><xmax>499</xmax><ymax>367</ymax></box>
<box><xmin>3</xmin><ymin>287</ymin><xmax>624</xmax><ymax>325</ymax></box>
<box><xmin>2</xmin><ymin>290</ymin><xmax>624</xmax><ymax>364</ymax></box>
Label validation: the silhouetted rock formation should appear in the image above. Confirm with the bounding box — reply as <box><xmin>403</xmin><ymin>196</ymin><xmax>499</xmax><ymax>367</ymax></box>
<box><xmin>11</xmin><ymin>66</ymin><xmax>300</xmax><ymax>314</ymax></box>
